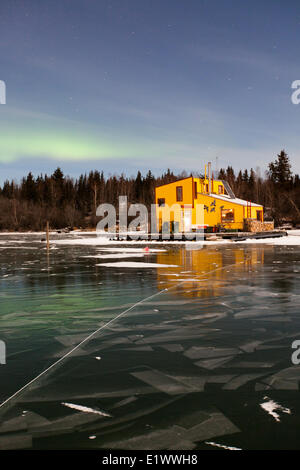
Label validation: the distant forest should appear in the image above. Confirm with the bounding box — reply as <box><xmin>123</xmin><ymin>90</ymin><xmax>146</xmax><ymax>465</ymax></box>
<box><xmin>0</xmin><ymin>150</ymin><xmax>299</xmax><ymax>230</ymax></box>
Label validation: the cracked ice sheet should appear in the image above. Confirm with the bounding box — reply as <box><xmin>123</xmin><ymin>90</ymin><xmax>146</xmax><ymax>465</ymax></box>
<box><xmin>131</xmin><ymin>370</ymin><xmax>195</xmax><ymax>394</ymax></box>
<box><xmin>26</xmin><ymin>411</ymin><xmax>109</xmax><ymax>437</ymax></box>
<box><xmin>255</xmin><ymin>316</ymin><xmax>291</xmax><ymax>322</ymax></box>
<box><xmin>184</xmin><ymin>346</ymin><xmax>240</xmax><ymax>360</ymax></box>
<box><xmin>222</xmin><ymin>373</ymin><xmax>266</xmax><ymax>390</ymax></box>
<box><xmin>182</xmin><ymin>312</ymin><xmax>228</xmax><ymax>324</ymax></box>
<box><xmin>130</xmin><ymin>373</ymin><xmax>235</xmax><ymax>394</ymax></box>
<box><xmin>194</xmin><ymin>356</ymin><xmax>235</xmax><ymax>370</ymax></box>
<box><xmin>101</xmin><ymin>409</ymin><xmax>240</xmax><ymax>450</ymax></box>
<box><xmin>82</xmin><ymin>396</ymin><xmax>181</xmax><ymax>434</ymax></box>
<box><xmin>135</xmin><ymin>327</ymin><xmax>215</xmax><ymax>344</ymax></box>
<box><xmin>50</xmin><ymin>346</ymin><xmax>92</xmax><ymax>358</ymax></box>
<box><xmin>239</xmin><ymin>341</ymin><xmax>263</xmax><ymax>353</ymax></box>
<box><xmin>54</xmin><ymin>333</ymin><xmax>98</xmax><ymax>347</ymax></box>
<box><xmin>0</xmin><ymin>434</ymin><xmax>32</xmax><ymax>450</ymax></box>
<box><xmin>17</xmin><ymin>385</ymin><xmax>160</xmax><ymax>402</ymax></box>
<box><xmin>234</xmin><ymin>308</ymin><xmax>280</xmax><ymax>319</ymax></box>
<box><xmin>0</xmin><ymin>417</ymin><xmax>27</xmax><ymax>434</ymax></box>
<box><xmin>260</xmin><ymin>366</ymin><xmax>300</xmax><ymax>390</ymax></box>
<box><xmin>121</xmin><ymin>346</ymin><xmax>154</xmax><ymax>352</ymax></box>
<box><xmin>102</xmin><ymin>426</ymin><xmax>193</xmax><ymax>450</ymax></box>
<box><xmin>223</xmin><ymin>361</ymin><xmax>276</xmax><ymax>369</ymax></box>
<box><xmin>185</xmin><ymin>411</ymin><xmax>240</xmax><ymax>443</ymax></box>
<box><xmin>0</xmin><ymin>412</ymin><xmax>49</xmax><ymax>434</ymax></box>
<box><xmin>159</xmin><ymin>344</ymin><xmax>184</xmax><ymax>352</ymax></box>
<box><xmin>111</xmin><ymin>396</ymin><xmax>138</xmax><ymax>409</ymax></box>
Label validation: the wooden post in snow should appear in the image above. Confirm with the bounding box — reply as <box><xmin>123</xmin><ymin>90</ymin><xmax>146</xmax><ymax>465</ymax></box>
<box><xmin>46</xmin><ymin>221</ymin><xmax>50</xmax><ymax>251</ymax></box>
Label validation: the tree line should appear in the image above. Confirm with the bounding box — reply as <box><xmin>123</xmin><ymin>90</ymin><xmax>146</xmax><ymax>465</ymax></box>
<box><xmin>218</xmin><ymin>150</ymin><xmax>300</xmax><ymax>226</ymax></box>
<box><xmin>0</xmin><ymin>150</ymin><xmax>299</xmax><ymax>230</ymax></box>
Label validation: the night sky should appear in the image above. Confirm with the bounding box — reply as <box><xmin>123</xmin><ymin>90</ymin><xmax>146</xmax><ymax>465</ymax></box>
<box><xmin>1</xmin><ymin>0</ymin><xmax>300</xmax><ymax>182</ymax></box>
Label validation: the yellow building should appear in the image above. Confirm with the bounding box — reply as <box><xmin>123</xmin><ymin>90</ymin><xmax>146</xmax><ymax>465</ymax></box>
<box><xmin>155</xmin><ymin>172</ymin><xmax>264</xmax><ymax>232</ymax></box>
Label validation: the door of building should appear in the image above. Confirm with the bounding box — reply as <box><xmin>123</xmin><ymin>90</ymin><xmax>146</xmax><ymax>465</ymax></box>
<box><xmin>181</xmin><ymin>209</ymin><xmax>192</xmax><ymax>233</ymax></box>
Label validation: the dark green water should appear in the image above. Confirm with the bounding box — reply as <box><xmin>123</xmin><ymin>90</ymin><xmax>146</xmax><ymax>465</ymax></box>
<box><xmin>1</xmin><ymin>233</ymin><xmax>300</xmax><ymax>450</ymax></box>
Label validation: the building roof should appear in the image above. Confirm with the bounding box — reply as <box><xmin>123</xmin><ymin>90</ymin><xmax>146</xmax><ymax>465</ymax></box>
<box><xmin>208</xmin><ymin>193</ymin><xmax>262</xmax><ymax>207</ymax></box>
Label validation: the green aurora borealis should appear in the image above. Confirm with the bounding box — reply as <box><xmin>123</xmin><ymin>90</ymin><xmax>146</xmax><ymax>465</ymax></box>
<box><xmin>0</xmin><ymin>127</ymin><xmax>142</xmax><ymax>163</ymax></box>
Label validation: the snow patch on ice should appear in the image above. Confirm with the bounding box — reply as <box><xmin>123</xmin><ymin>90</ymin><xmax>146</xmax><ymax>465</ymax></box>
<box><xmin>236</xmin><ymin>235</ymin><xmax>300</xmax><ymax>245</ymax></box>
<box><xmin>53</xmin><ymin>237</ymin><xmax>226</xmax><ymax>246</ymax></box>
<box><xmin>82</xmin><ymin>254</ymin><xmax>145</xmax><ymax>259</ymax></box>
<box><xmin>260</xmin><ymin>397</ymin><xmax>291</xmax><ymax>422</ymax></box>
<box><xmin>96</xmin><ymin>261</ymin><xmax>178</xmax><ymax>268</ymax></box>
<box><xmin>52</xmin><ymin>233</ymin><xmax>300</xmax><ymax>247</ymax></box>
<box><xmin>61</xmin><ymin>402</ymin><xmax>111</xmax><ymax>417</ymax></box>
<box><xmin>99</xmin><ymin>247</ymin><xmax>166</xmax><ymax>253</ymax></box>
<box><xmin>205</xmin><ymin>441</ymin><xmax>242</xmax><ymax>450</ymax></box>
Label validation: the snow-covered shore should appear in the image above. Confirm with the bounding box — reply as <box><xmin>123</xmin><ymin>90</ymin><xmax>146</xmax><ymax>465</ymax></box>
<box><xmin>1</xmin><ymin>230</ymin><xmax>300</xmax><ymax>246</ymax></box>
<box><xmin>51</xmin><ymin>230</ymin><xmax>300</xmax><ymax>246</ymax></box>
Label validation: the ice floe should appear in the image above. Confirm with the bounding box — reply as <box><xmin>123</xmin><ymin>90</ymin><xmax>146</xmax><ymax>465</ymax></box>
<box><xmin>222</xmin><ymin>373</ymin><xmax>265</xmax><ymax>390</ymax></box>
<box><xmin>0</xmin><ymin>433</ymin><xmax>32</xmax><ymax>450</ymax></box>
<box><xmin>184</xmin><ymin>346</ymin><xmax>240</xmax><ymax>360</ymax></box>
<box><xmin>101</xmin><ymin>408</ymin><xmax>240</xmax><ymax>450</ymax></box>
<box><xmin>259</xmin><ymin>366</ymin><xmax>300</xmax><ymax>390</ymax></box>
<box><xmin>131</xmin><ymin>370</ymin><xmax>193</xmax><ymax>395</ymax></box>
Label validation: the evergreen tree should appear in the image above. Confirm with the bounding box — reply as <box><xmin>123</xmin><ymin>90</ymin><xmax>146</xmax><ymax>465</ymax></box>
<box><xmin>134</xmin><ymin>171</ymin><xmax>143</xmax><ymax>201</ymax></box>
<box><xmin>52</xmin><ymin>167</ymin><xmax>64</xmax><ymax>182</ymax></box>
<box><xmin>268</xmin><ymin>150</ymin><xmax>292</xmax><ymax>185</ymax></box>
<box><xmin>242</xmin><ymin>169</ymin><xmax>249</xmax><ymax>182</ymax></box>
<box><xmin>21</xmin><ymin>172</ymin><xmax>37</xmax><ymax>201</ymax></box>
<box><xmin>218</xmin><ymin>168</ymin><xmax>226</xmax><ymax>180</ymax></box>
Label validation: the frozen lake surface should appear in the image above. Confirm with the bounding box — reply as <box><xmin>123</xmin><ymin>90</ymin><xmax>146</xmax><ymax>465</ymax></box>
<box><xmin>1</xmin><ymin>232</ymin><xmax>300</xmax><ymax>449</ymax></box>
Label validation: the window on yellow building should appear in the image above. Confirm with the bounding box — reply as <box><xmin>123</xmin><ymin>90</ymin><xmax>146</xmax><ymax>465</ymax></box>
<box><xmin>218</xmin><ymin>185</ymin><xmax>223</xmax><ymax>194</ymax></box>
<box><xmin>176</xmin><ymin>186</ymin><xmax>183</xmax><ymax>202</ymax></box>
<box><xmin>221</xmin><ymin>208</ymin><xmax>234</xmax><ymax>223</ymax></box>
<box><xmin>194</xmin><ymin>182</ymin><xmax>197</xmax><ymax>198</ymax></box>
<box><xmin>256</xmin><ymin>210</ymin><xmax>262</xmax><ymax>221</ymax></box>
<box><xmin>158</xmin><ymin>198</ymin><xmax>165</xmax><ymax>207</ymax></box>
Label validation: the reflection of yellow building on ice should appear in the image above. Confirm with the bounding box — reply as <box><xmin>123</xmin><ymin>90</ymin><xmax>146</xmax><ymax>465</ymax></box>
<box><xmin>157</xmin><ymin>247</ymin><xmax>265</xmax><ymax>298</ymax></box>
<box><xmin>155</xmin><ymin>165</ymin><xmax>264</xmax><ymax>232</ymax></box>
